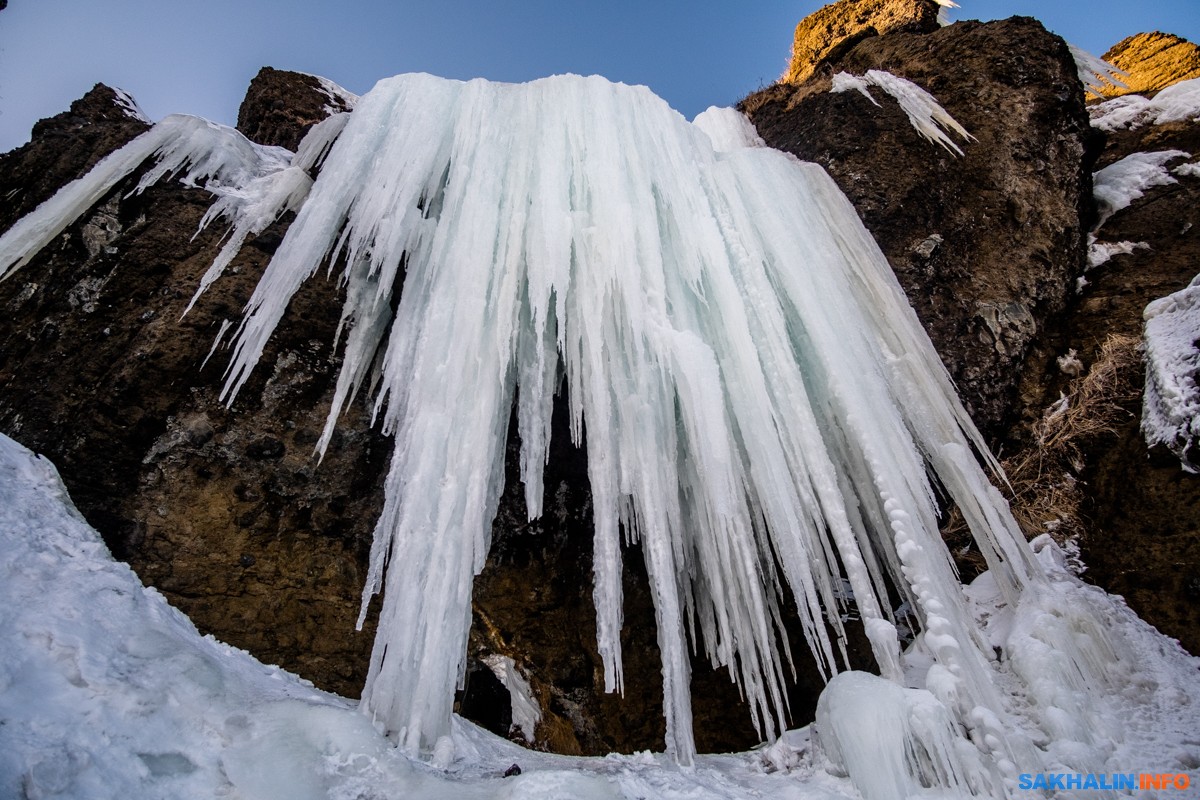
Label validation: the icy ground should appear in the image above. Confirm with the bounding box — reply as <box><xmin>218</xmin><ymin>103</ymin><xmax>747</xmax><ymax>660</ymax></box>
<box><xmin>0</xmin><ymin>433</ymin><xmax>858</xmax><ymax>800</ymax></box>
<box><xmin>3</xmin><ymin>433</ymin><xmax>1199</xmax><ymax>799</ymax></box>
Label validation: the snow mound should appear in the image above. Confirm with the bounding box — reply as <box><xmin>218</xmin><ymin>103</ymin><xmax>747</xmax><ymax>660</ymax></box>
<box><xmin>1142</xmin><ymin>275</ymin><xmax>1200</xmax><ymax>471</ymax></box>
<box><xmin>830</xmin><ymin>70</ymin><xmax>974</xmax><ymax>155</ymax></box>
<box><xmin>1090</xmin><ymin>76</ymin><xmax>1200</xmax><ymax>132</ymax></box>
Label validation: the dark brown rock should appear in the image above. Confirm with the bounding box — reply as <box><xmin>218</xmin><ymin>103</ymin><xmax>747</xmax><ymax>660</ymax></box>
<box><xmin>783</xmin><ymin>0</ymin><xmax>941</xmax><ymax>85</ymax></box>
<box><xmin>746</xmin><ymin>17</ymin><xmax>1099</xmax><ymax>441</ymax></box>
<box><xmin>1096</xmin><ymin>32</ymin><xmax>1200</xmax><ymax>99</ymax></box>
<box><xmin>0</xmin><ymin>169</ymin><xmax>391</xmax><ymax>696</ymax></box>
<box><xmin>0</xmin><ymin>84</ymin><xmax>149</xmax><ymax>231</ymax></box>
<box><xmin>1035</xmin><ymin>106</ymin><xmax>1200</xmax><ymax>655</ymax></box>
<box><xmin>236</xmin><ymin>67</ymin><xmax>355</xmax><ymax>150</ymax></box>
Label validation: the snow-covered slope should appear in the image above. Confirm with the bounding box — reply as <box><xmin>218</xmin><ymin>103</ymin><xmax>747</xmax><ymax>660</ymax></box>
<box><xmin>0</xmin><ymin>431</ymin><xmax>863</xmax><ymax>799</ymax></box>
<box><xmin>3</xmin><ymin>432</ymin><xmax>1198</xmax><ymax>798</ymax></box>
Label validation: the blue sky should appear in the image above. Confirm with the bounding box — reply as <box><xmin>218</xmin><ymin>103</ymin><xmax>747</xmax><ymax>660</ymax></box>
<box><xmin>1</xmin><ymin>0</ymin><xmax>1197</xmax><ymax>152</ymax></box>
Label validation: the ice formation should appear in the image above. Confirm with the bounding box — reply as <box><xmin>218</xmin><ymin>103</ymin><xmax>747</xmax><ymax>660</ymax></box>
<box><xmin>829</xmin><ymin>70</ymin><xmax>974</xmax><ymax>155</ymax></box>
<box><xmin>1142</xmin><ymin>275</ymin><xmax>1200</xmax><ymax>471</ymax></box>
<box><xmin>482</xmin><ymin>655</ymin><xmax>542</xmax><ymax>743</ymax></box>
<box><xmin>0</xmin><ymin>71</ymin><xmax>1156</xmax><ymax>792</ymax></box>
<box><xmin>0</xmin><ymin>114</ymin><xmax>291</xmax><ymax>282</ymax></box>
<box><xmin>934</xmin><ymin>0</ymin><xmax>958</xmax><ymax>27</ymax></box>
<box><xmin>815</xmin><ymin>671</ymin><xmax>998</xmax><ymax>800</ymax></box>
<box><xmin>1067</xmin><ymin>43</ymin><xmax>1127</xmax><ymax>96</ymax></box>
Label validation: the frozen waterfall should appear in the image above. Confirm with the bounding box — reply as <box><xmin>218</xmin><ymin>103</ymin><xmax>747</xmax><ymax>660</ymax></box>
<box><xmin>0</xmin><ymin>72</ymin><xmax>1123</xmax><ymax>789</ymax></box>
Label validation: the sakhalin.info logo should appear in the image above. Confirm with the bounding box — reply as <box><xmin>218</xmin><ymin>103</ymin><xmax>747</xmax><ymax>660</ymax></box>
<box><xmin>1018</xmin><ymin>773</ymin><xmax>1192</xmax><ymax>791</ymax></box>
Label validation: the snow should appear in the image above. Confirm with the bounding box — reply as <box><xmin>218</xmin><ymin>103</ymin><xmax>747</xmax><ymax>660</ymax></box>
<box><xmin>830</xmin><ymin>70</ymin><xmax>974</xmax><ymax>155</ymax></box>
<box><xmin>1067</xmin><ymin>43</ymin><xmax>1126</xmax><ymax>96</ymax></box>
<box><xmin>1174</xmin><ymin>159</ymin><xmax>1200</xmax><ymax>179</ymax></box>
<box><xmin>1091</xmin><ymin>149</ymin><xmax>1190</xmax><ymax>229</ymax></box>
<box><xmin>300</xmin><ymin>72</ymin><xmax>361</xmax><ymax>115</ymax></box>
<box><xmin>3</xmin><ymin>434</ymin><xmax>1198</xmax><ymax>799</ymax></box>
<box><xmin>1090</xmin><ymin>76</ymin><xmax>1200</xmax><ymax>132</ymax></box>
<box><xmin>0</xmin><ymin>431</ymin><xmax>870</xmax><ymax>799</ymax></box>
<box><xmin>2</xmin><ymin>71</ymin><xmax>1199</xmax><ymax>798</ymax></box>
<box><xmin>1087</xmin><ymin>237</ymin><xmax>1149</xmax><ymax>269</ymax></box>
<box><xmin>1142</xmin><ymin>274</ymin><xmax>1200</xmax><ymax>471</ymax></box>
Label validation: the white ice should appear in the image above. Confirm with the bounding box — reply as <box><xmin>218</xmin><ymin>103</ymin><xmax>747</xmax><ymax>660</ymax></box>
<box><xmin>1142</xmin><ymin>274</ymin><xmax>1200</xmax><ymax>471</ymax></box>
<box><xmin>0</xmin><ymin>114</ymin><xmax>291</xmax><ymax>282</ymax></box>
<box><xmin>482</xmin><ymin>655</ymin><xmax>543</xmax><ymax>743</ymax></box>
<box><xmin>830</xmin><ymin>70</ymin><xmax>974</xmax><ymax>155</ymax></box>
<box><xmin>1067</xmin><ymin>43</ymin><xmax>1127</xmax><ymax>96</ymax></box>
<box><xmin>692</xmin><ymin>106</ymin><xmax>765</xmax><ymax>151</ymax></box>
<box><xmin>0</xmin><ymin>72</ymin><xmax>1185</xmax><ymax>797</ymax></box>
<box><xmin>934</xmin><ymin>0</ymin><xmax>958</xmax><ymax>27</ymax></box>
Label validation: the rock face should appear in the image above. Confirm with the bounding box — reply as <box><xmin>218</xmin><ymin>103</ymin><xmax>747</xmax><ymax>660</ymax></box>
<box><xmin>1051</xmin><ymin>112</ymin><xmax>1200</xmax><ymax>655</ymax></box>
<box><xmin>236</xmin><ymin>67</ymin><xmax>356</xmax><ymax>150</ymax></box>
<box><xmin>747</xmin><ymin>16</ymin><xmax>1098</xmax><ymax>440</ymax></box>
<box><xmin>783</xmin><ymin>0</ymin><xmax>942</xmax><ymax>85</ymax></box>
<box><xmin>1097</xmin><ymin>32</ymin><xmax>1200</xmax><ymax>99</ymax></box>
<box><xmin>0</xmin><ymin>85</ymin><xmax>149</xmax><ymax>232</ymax></box>
<box><xmin>0</xmin><ymin>83</ymin><xmax>389</xmax><ymax>697</ymax></box>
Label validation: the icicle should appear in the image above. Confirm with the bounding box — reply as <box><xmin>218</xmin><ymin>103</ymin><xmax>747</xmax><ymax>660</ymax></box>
<box><xmin>830</xmin><ymin>70</ymin><xmax>975</xmax><ymax>155</ymax></box>
<box><xmin>0</xmin><ymin>115</ymin><xmax>291</xmax><ymax>282</ymax></box>
<box><xmin>2</xmin><ymin>74</ymin><xmax>1094</xmax><ymax>778</ymax></box>
<box><xmin>1067</xmin><ymin>43</ymin><xmax>1128</xmax><ymax>96</ymax></box>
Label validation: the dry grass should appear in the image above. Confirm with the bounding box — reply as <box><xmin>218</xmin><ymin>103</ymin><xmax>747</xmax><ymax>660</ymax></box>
<box><xmin>944</xmin><ymin>333</ymin><xmax>1142</xmax><ymax>574</ymax></box>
